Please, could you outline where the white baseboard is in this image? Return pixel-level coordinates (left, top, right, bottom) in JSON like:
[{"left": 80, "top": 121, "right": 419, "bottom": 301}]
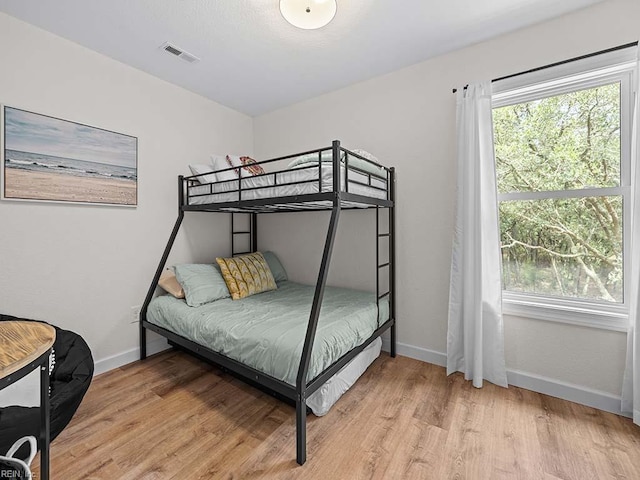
[
  {"left": 381, "top": 339, "right": 629, "bottom": 418},
  {"left": 382, "top": 338, "right": 446, "bottom": 367},
  {"left": 506, "top": 369, "right": 628, "bottom": 417},
  {"left": 93, "top": 338, "right": 171, "bottom": 376}
]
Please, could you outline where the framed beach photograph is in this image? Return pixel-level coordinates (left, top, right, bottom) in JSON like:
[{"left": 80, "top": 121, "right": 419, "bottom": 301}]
[{"left": 1, "top": 106, "right": 137, "bottom": 206}]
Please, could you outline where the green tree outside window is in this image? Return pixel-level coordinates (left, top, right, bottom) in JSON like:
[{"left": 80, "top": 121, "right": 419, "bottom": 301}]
[{"left": 493, "top": 83, "right": 623, "bottom": 302}]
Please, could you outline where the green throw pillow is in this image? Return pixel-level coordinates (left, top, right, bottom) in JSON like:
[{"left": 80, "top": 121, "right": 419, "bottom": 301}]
[
  {"left": 174, "top": 264, "right": 230, "bottom": 307},
  {"left": 263, "top": 251, "right": 288, "bottom": 283}
]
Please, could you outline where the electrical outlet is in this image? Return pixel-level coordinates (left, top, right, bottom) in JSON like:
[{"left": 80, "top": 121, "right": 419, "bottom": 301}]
[{"left": 130, "top": 305, "right": 141, "bottom": 324}]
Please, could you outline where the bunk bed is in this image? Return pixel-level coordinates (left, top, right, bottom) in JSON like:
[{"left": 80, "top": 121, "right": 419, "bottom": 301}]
[{"left": 139, "top": 140, "right": 396, "bottom": 465}]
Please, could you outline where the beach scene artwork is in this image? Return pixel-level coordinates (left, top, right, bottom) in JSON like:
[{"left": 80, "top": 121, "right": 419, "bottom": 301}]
[{"left": 3, "top": 106, "right": 137, "bottom": 205}]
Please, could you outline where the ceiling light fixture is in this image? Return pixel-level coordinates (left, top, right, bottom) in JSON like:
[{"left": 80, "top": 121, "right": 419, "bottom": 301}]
[{"left": 280, "top": 0, "right": 337, "bottom": 30}]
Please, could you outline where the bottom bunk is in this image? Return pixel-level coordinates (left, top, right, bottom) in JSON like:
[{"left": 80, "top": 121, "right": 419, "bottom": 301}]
[{"left": 146, "top": 280, "right": 388, "bottom": 416}]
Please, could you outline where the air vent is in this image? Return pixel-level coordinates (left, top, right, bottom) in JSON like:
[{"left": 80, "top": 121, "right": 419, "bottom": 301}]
[{"left": 160, "top": 42, "right": 200, "bottom": 64}]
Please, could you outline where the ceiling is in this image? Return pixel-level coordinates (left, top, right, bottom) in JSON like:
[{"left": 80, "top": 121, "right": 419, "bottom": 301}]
[{"left": 0, "top": 0, "right": 603, "bottom": 116}]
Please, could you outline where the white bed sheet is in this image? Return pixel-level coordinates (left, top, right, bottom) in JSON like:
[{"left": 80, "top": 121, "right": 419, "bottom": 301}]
[
  {"left": 306, "top": 337, "right": 382, "bottom": 416},
  {"left": 188, "top": 164, "right": 387, "bottom": 206}
]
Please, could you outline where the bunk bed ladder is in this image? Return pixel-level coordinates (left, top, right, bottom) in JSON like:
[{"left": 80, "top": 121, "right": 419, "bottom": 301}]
[
  {"left": 231, "top": 213, "right": 258, "bottom": 255},
  {"left": 389, "top": 167, "right": 396, "bottom": 358},
  {"left": 376, "top": 201, "right": 396, "bottom": 358}
]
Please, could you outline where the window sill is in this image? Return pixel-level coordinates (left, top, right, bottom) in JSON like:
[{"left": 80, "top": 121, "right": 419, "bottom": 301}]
[{"left": 502, "top": 292, "right": 629, "bottom": 332}]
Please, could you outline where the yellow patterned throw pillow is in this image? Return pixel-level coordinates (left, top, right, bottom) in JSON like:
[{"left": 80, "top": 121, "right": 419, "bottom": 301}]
[{"left": 216, "top": 252, "right": 277, "bottom": 300}]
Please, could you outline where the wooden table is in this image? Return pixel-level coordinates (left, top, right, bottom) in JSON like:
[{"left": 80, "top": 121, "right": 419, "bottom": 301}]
[{"left": 0, "top": 321, "right": 56, "bottom": 480}]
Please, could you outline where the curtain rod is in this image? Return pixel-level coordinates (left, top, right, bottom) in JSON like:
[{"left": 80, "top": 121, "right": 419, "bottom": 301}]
[{"left": 452, "top": 41, "right": 638, "bottom": 93}]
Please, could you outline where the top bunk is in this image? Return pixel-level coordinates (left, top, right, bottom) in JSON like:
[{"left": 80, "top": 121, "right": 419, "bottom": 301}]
[{"left": 181, "top": 140, "right": 395, "bottom": 213}]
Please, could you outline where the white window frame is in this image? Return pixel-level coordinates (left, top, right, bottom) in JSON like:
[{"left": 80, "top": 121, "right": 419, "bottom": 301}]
[{"left": 492, "top": 48, "right": 637, "bottom": 332}]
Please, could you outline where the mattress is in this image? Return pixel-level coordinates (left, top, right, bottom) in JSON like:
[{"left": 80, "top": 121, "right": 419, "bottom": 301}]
[
  {"left": 146, "top": 281, "right": 388, "bottom": 387},
  {"left": 187, "top": 164, "right": 388, "bottom": 206}
]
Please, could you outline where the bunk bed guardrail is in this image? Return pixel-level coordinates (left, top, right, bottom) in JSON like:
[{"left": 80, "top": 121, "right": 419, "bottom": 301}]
[{"left": 182, "top": 143, "right": 391, "bottom": 208}]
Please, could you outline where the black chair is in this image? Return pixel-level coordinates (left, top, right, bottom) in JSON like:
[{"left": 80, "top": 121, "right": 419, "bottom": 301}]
[{"left": 0, "top": 314, "right": 93, "bottom": 459}]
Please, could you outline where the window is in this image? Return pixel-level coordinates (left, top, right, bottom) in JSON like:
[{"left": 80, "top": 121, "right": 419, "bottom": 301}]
[{"left": 492, "top": 49, "right": 637, "bottom": 330}]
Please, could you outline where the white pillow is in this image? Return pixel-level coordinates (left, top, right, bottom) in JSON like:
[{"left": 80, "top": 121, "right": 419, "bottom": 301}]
[
  {"left": 210, "top": 154, "right": 238, "bottom": 183},
  {"left": 188, "top": 164, "right": 217, "bottom": 184},
  {"left": 352, "top": 149, "right": 380, "bottom": 164}
]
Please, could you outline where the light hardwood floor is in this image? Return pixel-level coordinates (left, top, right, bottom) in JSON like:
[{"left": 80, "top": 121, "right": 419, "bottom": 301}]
[{"left": 34, "top": 350, "right": 640, "bottom": 479}]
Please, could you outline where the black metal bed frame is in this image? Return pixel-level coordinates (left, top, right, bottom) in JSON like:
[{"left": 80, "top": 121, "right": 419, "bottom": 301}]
[{"left": 139, "top": 140, "right": 396, "bottom": 465}]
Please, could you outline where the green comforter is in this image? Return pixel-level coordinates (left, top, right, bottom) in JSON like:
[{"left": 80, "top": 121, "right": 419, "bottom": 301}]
[{"left": 147, "top": 281, "right": 388, "bottom": 386}]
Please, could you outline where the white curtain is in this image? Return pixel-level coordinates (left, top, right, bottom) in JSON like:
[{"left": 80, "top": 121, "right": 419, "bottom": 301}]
[
  {"left": 447, "top": 82, "right": 508, "bottom": 388},
  {"left": 622, "top": 58, "right": 640, "bottom": 425}
]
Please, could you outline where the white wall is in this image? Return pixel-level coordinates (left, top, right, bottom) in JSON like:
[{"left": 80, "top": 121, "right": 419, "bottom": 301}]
[
  {"left": 0, "top": 13, "right": 253, "bottom": 366},
  {"left": 254, "top": 0, "right": 639, "bottom": 397}
]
